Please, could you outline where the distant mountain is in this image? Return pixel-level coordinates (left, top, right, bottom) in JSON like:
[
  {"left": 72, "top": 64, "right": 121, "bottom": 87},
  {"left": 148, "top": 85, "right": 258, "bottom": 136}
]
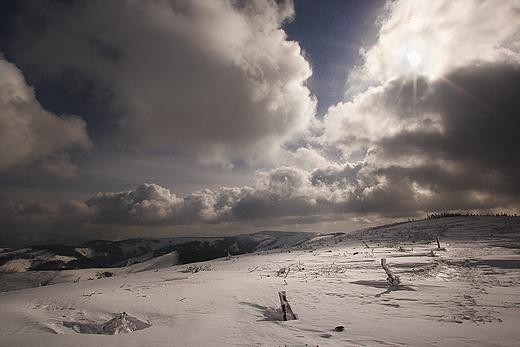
[{"left": 0, "top": 231, "right": 317, "bottom": 275}]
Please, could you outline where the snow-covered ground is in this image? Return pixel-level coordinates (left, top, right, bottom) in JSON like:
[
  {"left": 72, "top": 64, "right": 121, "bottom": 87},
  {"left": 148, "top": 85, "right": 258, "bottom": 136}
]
[{"left": 0, "top": 216, "right": 519, "bottom": 346}]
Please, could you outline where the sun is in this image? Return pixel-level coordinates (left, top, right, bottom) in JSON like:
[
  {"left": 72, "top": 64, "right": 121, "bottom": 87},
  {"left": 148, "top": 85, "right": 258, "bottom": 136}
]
[
  {"left": 401, "top": 44, "right": 426, "bottom": 71},
  {"left": 395, "top": 40, "right": 438, "bottom": 80},
  {"left": 407, "top": 50, "right": 421, "bottom": 67}
]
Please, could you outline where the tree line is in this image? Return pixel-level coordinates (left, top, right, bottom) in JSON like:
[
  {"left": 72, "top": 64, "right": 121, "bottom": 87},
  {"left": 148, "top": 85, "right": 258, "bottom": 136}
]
[{"left": 426, "top": 212, "right": 518, "bottom": 219}]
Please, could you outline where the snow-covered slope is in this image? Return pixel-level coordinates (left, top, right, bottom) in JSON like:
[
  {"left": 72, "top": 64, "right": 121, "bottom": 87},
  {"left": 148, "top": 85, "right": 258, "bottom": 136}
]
[
  {"left": 0, "top": 231, "right": 316, "bottom": 292},
  {"left": 0, "top": 216, "right": 519, "bottom": 346},
  {"left": 0, "top": 231, "right": 315, "bottom": 275}
]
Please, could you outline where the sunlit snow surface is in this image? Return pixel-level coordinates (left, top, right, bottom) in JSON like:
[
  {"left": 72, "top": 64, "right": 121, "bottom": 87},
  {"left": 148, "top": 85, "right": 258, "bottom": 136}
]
[{"left": 1, "top": 216, "right": 519, "bottom": 346}]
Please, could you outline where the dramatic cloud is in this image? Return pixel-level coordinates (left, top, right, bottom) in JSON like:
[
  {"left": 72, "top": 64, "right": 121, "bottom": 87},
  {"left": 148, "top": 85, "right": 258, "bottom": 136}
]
[
  {"left": 1, "top": 0, "right": 519, "bottom": 241},
  {"left": 10, "top": 0, "right": 315, "bottom": 164},
  {"left": 0, "top": 56, "right": 92, "bottom": 177},
  {"left": 316, "top": 0, "right": 520, "bottom": 216}
]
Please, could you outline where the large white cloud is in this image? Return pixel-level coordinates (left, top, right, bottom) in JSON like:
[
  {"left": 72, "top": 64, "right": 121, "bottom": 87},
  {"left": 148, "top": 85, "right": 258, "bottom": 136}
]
[
  {"left": 11, "top": 0, "right": 315, "bottom": 164},
  {"left": 311, "top": 0, "right": 520, "bottom": 220},
  {"left": 0, "top": 56, "right": 92, "bottom": 177},
  {"left": 83, "top": 183, "right": 251, "bottom": 226},
  {"left": 364, "top": 0, "right": 520, "bottom": 81}
]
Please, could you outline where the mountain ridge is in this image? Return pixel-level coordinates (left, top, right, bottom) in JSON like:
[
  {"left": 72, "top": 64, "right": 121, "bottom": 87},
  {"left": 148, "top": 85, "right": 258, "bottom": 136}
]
[{"left": 0, "top": 230, "right": 318, "bottom": 275}]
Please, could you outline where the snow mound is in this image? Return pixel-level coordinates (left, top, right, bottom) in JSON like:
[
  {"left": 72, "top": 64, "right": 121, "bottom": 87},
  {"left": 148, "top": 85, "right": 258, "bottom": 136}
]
[{"left": 62, "top": 312, "right": 151, "bottom": 335}]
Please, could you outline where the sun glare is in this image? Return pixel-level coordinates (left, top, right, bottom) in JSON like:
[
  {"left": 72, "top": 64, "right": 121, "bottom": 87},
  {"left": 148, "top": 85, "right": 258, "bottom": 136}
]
[
  {"left": 407, "top": 50, "right": 421, "bottom": 67},
  {"left": 396, "top": 41, "right": 439, "bottom": 80}
]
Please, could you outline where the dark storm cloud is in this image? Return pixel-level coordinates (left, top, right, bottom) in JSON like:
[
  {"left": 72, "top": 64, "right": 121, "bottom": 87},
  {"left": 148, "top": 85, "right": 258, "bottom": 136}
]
[
  {"left": 432, "top": 65, "right": 520, "bottom": 176},
  {"left": 7, "top": 0, "right": 315, "bottom": 165},
  {"left": 317, "top": 63, "right": 520, "bottom": 217},
  {"left": 371, "top": 64, "right": 520, "bottom": 194}
]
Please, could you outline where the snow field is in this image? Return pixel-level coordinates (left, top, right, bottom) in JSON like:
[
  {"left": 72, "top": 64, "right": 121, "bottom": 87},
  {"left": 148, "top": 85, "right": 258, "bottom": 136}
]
[{"left": 0, "top": 217, "right": 519, "bottom": 346}]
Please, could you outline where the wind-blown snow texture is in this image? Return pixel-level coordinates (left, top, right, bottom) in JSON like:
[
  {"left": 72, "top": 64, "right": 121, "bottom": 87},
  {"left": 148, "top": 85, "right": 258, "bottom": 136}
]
[{"left": 0, "top": 216, "right": 519, "bottom": 346}]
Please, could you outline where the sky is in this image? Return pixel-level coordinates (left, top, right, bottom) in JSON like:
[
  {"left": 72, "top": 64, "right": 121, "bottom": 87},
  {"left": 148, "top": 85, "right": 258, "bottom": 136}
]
[{"left": 1, "top": 0, "right": 520, "bottom": 245}]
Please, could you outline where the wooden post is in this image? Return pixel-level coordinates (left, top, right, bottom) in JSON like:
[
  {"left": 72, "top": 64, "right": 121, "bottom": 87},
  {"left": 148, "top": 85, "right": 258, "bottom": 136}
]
[
  {"left": 381, "top": 258, "right": 400, "bottom": 286},
  {"left": 436, "top": 236, "right": 441, "bottom": 249},
  {"left": 278, "top": 291, "right": 297, "bottom": 321}
]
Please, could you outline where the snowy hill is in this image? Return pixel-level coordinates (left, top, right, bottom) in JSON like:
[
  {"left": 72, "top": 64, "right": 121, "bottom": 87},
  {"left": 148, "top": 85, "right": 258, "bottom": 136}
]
[
  {"left": 0, "top": 216, "right": 519, "bottom": 346},
  {"left": 0, "top": 231, "right": 316, "bottom": 292}
]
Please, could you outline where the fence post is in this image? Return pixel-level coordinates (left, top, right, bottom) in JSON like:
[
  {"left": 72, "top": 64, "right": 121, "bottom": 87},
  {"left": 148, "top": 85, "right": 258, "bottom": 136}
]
[
  {"left": 381, "top": 258, "right": 400, "bottom": 286},
  {"left": 278, "top": 291, "right": 298, "bottom": 321}
]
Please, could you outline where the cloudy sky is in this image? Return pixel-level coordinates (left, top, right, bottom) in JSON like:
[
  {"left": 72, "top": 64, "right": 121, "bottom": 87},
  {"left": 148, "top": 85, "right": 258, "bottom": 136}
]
[{"left": 1, "top": 0, "right": 519, "bottom": 245}]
